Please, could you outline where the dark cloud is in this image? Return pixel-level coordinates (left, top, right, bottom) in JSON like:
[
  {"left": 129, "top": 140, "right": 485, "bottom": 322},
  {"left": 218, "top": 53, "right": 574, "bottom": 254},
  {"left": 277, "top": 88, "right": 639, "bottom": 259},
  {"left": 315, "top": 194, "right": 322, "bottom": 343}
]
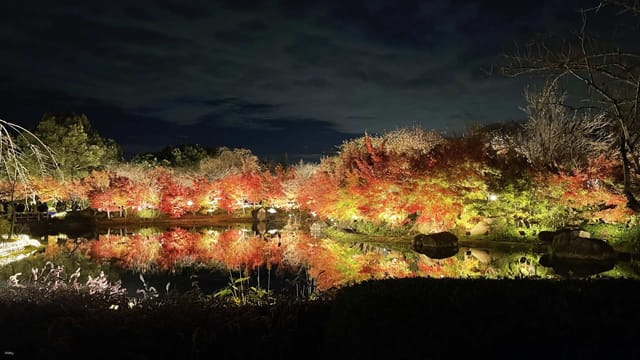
[
  {"left": 0, "top": 0, "right": 608, "bottom": 162},
  {"left": 323, "top": 1, "right": 441, "bottom": 49},
  {"left": 238, "top": 19, "right": 269, "bottom": 32},
  {"left": 292, "top": 77, "right": 333, "bottom": 89},
  {"left": 30, "top": 16, "right": 181, "bottom": 50},
  {"left": 151, "top": 0, "right": 213, "bottom": 20},
  {"left": 0, "top": 84, "right": 352, "bottom": 162},
  {"left": 214, "top": 30, "right": 257, "bottom": 45}
]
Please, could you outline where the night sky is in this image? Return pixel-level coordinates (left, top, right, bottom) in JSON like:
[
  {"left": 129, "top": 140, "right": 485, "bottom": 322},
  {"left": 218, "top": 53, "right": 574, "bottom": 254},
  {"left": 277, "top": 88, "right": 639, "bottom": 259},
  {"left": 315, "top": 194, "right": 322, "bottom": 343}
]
[{"left": 0, "top": 0, "right": 595, "bottom": 162}]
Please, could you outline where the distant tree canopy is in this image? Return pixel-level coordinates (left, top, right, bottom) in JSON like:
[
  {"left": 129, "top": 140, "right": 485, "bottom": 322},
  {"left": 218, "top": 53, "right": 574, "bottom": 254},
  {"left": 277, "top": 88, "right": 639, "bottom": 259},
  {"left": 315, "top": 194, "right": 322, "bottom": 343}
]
[
  {"left": 32, "top": 113, "right": 120, "bottom": 179},
  {"left": 131, "top": 145, "right": 261, "bottom": 178},
  {"left": 132, "top": 144, "right": 213, "bottom": 169},
  {"left": 199, "top": 147, "right": 260, "bottom": 180}
]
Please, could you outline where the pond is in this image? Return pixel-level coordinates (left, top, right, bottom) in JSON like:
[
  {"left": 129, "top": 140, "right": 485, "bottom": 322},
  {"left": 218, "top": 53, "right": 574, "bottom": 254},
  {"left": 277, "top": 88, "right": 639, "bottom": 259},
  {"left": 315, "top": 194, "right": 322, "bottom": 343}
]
[{"left": 1, "top": 221, "right": 638, "bottom": 299}]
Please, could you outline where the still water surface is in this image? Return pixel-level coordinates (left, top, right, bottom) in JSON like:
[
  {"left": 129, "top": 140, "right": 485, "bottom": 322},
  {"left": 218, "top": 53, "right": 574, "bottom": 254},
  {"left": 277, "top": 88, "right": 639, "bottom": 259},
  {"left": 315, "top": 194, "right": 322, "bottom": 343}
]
[{"left": 1, "top": 223, "right": 638, "bottom": 297}]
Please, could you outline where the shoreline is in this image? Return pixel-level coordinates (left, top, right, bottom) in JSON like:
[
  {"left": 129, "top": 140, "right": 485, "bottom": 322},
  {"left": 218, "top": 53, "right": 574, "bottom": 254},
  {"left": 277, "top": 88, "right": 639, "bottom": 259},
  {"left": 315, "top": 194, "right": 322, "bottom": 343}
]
[{"left": 94, "top": 213, "right": 255, "bottom": 228}]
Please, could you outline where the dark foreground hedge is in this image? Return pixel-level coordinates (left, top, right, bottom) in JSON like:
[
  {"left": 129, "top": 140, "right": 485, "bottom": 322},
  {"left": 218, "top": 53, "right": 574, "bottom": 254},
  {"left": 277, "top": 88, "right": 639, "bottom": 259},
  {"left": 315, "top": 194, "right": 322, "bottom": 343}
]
[{"left": 1, "top": 278, "right": 639, "bottom": 359}]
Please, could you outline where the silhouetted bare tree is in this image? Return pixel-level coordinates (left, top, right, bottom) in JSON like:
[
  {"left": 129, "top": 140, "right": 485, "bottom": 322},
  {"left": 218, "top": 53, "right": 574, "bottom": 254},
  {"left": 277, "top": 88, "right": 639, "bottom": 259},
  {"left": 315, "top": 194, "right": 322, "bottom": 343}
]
[
  {"left": 517, "top": 81, "right": 612, "bottom": 171},
  {"left": 0, "top": 119, "right": 57, "bottom": 238},
  {"left": 501, "top": 0, "right": 640, "bottom": 210}
]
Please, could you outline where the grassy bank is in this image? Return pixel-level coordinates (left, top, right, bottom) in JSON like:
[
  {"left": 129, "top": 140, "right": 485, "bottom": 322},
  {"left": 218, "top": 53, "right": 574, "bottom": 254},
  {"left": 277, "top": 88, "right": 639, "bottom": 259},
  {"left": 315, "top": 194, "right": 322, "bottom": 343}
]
[{"left": 1, "top": 278, "right": 639, "bottom": 359}]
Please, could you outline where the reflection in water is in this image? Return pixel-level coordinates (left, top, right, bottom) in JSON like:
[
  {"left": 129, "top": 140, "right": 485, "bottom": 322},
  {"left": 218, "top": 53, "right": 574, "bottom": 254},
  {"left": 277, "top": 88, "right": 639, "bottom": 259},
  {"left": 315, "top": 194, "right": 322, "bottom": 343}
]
[
  {"left": 416, "top": 245, "right": 458, "bottom": 260},
  {"left": 83, "top": 226, "right": 424, "bottom": 291},
  {"left": 538, "top": 255, "right": 616, "bottom": 277},
  {"left": 18, "top": 226, "right": 640, "bottom": 293}
]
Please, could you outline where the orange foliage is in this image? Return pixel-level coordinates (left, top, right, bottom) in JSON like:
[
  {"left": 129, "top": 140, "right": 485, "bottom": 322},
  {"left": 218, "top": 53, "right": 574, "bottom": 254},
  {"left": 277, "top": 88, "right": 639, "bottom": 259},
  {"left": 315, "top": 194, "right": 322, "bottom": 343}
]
[
  {"left": 30, "top": 177, "right": 68, "bottom": 203},
  {"left": 157, "top": 227, "right": 202, "bottom": 270},
  {"left": 296, "top": 170, "right": 341, "bottom": 218},
  {"left": 292, "top": 239, "right": 344, "bottom": 291},
  {"left": 262, "top": 166, "right": 294, "bottom": 206},
  {"left": 83, "top": 170, "right": 112, "bottom": 192},
  {"left": 214, "top": 172, "right": 265, "bottom": 212},
  {"left": 157, "top": 173, "right": 199, "bottom": 217},
  {"left": 416, "top": 257, "right": 457, "bottom": 278},
  {"left": 543, "top": 171, "right": 632, "bottom": 223}
]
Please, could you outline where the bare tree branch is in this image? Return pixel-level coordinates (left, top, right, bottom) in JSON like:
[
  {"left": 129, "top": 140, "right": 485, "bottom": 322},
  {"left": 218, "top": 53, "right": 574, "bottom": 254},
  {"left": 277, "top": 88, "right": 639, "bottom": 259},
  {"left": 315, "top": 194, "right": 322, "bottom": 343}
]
[{"left": 500, "top": 0, "right": 640, "bottom": 209}]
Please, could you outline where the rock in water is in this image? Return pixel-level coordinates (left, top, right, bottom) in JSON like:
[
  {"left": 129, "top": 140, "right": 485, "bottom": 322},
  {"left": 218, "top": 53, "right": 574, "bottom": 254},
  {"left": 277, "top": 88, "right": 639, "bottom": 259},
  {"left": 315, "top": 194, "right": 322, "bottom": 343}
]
[
  {"left": 413, "top": 232, "right": 459, "bottom": 259},
  {"left": 547, "top": 230, "right": 615, "bottom": 262}
]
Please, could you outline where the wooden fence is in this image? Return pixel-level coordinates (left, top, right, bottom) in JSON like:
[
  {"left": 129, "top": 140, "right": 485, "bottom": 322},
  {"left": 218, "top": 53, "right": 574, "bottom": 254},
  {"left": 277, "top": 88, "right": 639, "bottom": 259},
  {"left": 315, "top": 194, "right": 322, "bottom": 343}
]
[{"left": 12, "top": 212, "right": 51, "bottom": 223}]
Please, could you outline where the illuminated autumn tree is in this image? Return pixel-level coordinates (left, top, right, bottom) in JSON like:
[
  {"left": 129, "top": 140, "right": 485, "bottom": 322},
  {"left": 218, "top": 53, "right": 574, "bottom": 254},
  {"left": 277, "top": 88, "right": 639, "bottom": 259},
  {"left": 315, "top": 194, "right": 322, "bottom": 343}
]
[
  {"left": 86, "top": 171, "right": 140, "bottom": 218},
  {"left": 88, "top": 191, "right": 120, "bottom": 218},
  {"left": 30, "top": 177, "right": 67, "bottom": 204},
  {"left": 282, "top": 161, "right": 318, "bottom": 205},
  {"left": 296, "top": 166, "right": 341, "bottom": 218},
  {"left": 262, "top": 165, "right": 294, "bottom": 208},
  {"left": 214, "top": 171, "right": 265, "bottom": 213},
  {"left": 108, "top": 176, "right": 136, "bottom": 217},
  {"left": 157, "top": 170, "right": 200, "bottom": 217},
  {"left": 109, "top": 163, "right": 161, "bottom": 208}
]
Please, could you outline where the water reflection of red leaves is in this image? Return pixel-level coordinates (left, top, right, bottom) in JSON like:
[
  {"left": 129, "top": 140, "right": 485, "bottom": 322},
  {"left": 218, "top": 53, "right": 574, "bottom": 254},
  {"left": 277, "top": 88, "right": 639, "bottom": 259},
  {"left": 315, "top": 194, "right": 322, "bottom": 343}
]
[
  {"left": 262, "top": 238, "right": 285, "bottom": 271},
  {"left": 88, "top": 228, "right": 291, "bottom": 273},
  {"left": 89, "top": 235, "right": 127, "bottom": 263},
  {"left": 211, "top": 230, "right": 265, "bottom": 270},
  {"left": 89, "top": 234, "right": 161, "bottom": 272},
  {"left": 87, "top": 228, "right": 460, "bottom": 291},
  {"left": 158, "top": 227, "right": 201, "bottom": 270},
  {"left": 357, "top": 252, "right": 412, "bottom": 281},
  {"left": 416, "top": 256, "right": 456, "bottom": 278},
  {"left": 292, "top": 239, "right": 346, "bottom": 291},
  {"left": 124, "top": 235, "right": 161, "bottom": 271}
]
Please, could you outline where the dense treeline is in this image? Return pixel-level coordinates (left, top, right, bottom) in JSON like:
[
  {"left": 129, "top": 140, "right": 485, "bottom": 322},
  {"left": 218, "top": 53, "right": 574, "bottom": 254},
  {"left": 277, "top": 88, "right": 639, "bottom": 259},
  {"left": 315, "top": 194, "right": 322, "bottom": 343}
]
[{"left": 1, "top": 83, "right": 637, "bottom": 241}]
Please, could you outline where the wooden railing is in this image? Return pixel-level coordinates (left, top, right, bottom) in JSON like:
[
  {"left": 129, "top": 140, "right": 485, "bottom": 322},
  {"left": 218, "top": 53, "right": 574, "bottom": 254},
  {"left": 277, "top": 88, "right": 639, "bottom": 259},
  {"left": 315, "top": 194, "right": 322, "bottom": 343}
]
[{"left": 11, "top": 212, "right": 51, "bottom": 223}]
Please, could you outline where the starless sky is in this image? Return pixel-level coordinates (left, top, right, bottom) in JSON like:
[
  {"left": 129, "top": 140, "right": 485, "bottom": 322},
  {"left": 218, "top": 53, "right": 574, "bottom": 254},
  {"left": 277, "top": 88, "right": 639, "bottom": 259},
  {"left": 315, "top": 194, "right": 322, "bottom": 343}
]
[{"left": 0, "top": 0, "right": 597, "bottom": 162}]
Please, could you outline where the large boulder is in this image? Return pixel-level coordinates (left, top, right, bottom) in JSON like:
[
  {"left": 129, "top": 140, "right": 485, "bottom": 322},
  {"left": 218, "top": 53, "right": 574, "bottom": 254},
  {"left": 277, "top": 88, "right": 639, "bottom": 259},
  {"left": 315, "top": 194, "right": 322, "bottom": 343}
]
[
  {"left": 541, "top": 228, "right": 615, "bottom": 262},
  {"left": 539, "top": 228, "right": 590, "bottom": 243},
  {"left": 413, "top": 232, "right": 459, "bottom": 259}
]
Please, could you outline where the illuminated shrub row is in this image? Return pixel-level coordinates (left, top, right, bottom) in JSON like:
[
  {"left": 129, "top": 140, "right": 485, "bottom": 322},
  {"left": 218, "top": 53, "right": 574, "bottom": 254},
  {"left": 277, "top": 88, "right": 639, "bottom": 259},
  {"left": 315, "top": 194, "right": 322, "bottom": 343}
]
[
  {"left": 1, "top": 127, "right": 634, "bottom": 233},
  {"left": 8, "top": 166, "right": 292, "bottom": 218},
  {"left": 296, "top": 130, "right": 633, "bottom": 235}
]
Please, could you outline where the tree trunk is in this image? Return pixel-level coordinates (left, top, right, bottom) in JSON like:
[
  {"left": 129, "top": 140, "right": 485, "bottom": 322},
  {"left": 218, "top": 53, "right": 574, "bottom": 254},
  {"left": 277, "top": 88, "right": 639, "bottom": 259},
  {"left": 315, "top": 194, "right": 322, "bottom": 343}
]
[
  {"left": 620, "top": 136, "right": 640, "bottom": 211},
  {"left": 7, "top": 181, "right": 16, "bottom": 241}
]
